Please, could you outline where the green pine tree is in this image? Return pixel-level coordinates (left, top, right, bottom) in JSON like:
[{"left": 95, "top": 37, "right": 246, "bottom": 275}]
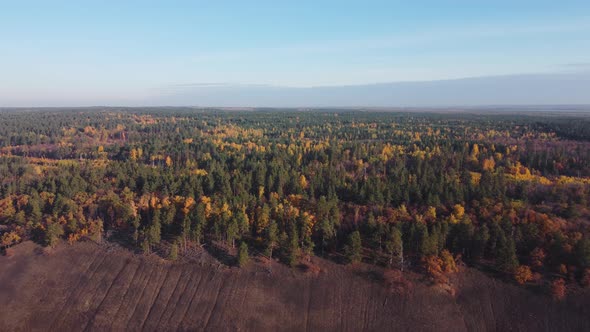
[
  {"left": 345, "top": 230, "right": 362, "bottom": 264},
  {"left": 238, "top": 241, "right": 249, "bottom": 267}
]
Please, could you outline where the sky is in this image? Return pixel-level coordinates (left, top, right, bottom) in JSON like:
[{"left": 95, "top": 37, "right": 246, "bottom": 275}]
[{"left": 1, "top": 1, "right": 590, "bottom": 107}]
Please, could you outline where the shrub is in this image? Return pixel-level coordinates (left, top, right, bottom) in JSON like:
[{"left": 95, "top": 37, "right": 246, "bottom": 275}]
[
  {"left": 551, "top": 278, "right": 566, "bottom": 301},
  {"left": 514, "top": 265, "right": 533, "bottom": 285},
  {"left": 424, "top": 255, "right": 447, "bottom": 284},
  {"left": 383, "top": 269, "right": 414, "bottom": 295},
  {"left": 440, "top": 250, "right": 458, "bottom": 273}
]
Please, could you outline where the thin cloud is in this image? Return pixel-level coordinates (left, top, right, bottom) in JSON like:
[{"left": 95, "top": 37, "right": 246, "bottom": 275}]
[
  {"left": 562, "top": 62, "right": 590, "bottom": 68},
  {"left": 170, "top": 83, "right": 234, "bottom": 88},
  {"left": 163, "top": 82, "right": 275, "bottom": 90},
  {"left": 147, "top": 71, "right": 590, "bottom": 108},
  {"left": 185, "top": 18, "right": 590, "bottom": 64}
]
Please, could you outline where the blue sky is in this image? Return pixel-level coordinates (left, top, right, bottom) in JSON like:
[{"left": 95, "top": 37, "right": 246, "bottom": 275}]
[{"left": 1, "top": 1, "right": 589, "bottom": 106}]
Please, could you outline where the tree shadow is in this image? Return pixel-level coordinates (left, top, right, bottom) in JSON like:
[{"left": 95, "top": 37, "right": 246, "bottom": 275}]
[
  {"left": 104, "top": 230, "right": 144, "bottom": 254},
  {"left": 353, "top": 268, "right": 384, "bottom": 283},
  {"left": 203, "top": 241, "right": 236, "bottom": 267}
]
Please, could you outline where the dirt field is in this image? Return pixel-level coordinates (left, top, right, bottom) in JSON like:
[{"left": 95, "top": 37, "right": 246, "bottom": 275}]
[{"left": 1, "top": 241, "right": 588, "bottom": 332}]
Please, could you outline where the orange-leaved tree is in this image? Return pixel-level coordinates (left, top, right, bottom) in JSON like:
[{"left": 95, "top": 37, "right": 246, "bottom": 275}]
[
  {"left": 551, "top": 278, "right": 566, "bottom": 301},
  {"left": 514, "top": 265, "right": 533, "bottom": 285}
]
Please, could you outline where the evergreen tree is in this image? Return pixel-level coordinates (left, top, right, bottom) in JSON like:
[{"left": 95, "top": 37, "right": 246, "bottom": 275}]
[
  {"left": 237, "top": 241, "right": 249, "bottom": 267},
  {"left": 266, "top": 219, "right": 279, "bottom": 259},
  {"left": 288, "top": 228, "right": 300, "bottom": 267},
  {"left": 345, "top": 230, "right": 362, "bottom": 264},
  {"left": 385, "top": 226, "right": 403, "bottom": 269},
  {"left": 169, "top": 242, "right": 179, "bottom": 260},
  {"left": 575, "top": 238, "right": 590, "bottom": 269},
  {"left": 45, "top": 222, "right": 64, "bottom": 248},
  {"left": 497, "top": 235, "right": 519, "bottom": 273}
]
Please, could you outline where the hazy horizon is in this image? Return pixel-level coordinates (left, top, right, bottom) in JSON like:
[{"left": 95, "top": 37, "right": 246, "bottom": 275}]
[{"left": 3, "top": 72, "right": 590, "bottom": 108}]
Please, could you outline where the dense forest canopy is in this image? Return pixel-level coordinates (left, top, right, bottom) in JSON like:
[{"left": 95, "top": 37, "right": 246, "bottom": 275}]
[{"left": 1, "top": 108, "right": 589, "bottom": 294}]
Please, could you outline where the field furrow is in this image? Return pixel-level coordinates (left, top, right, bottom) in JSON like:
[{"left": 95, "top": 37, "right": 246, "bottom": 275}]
[
  {"left": 2, "top": 242, "right": 590, "bottom": 332},
  {"left": 141, "top": 265, "right": 184, "bottom": 331},
  {"left": 84, "top": 258, "right": 141, "bottom": 330},
  {"left": 156, "top": 266, "right": 195, "bottom": 330}
]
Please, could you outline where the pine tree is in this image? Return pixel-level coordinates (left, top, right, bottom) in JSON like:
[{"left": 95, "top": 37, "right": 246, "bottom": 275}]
[
  {"left": 288, "top": 228, "right": 300, "bottom": 267},
  {"left": 169, "top": 242, "right": 179, "bottom": 260},
  {"left": 142, "top": 238, "right": 151, "bottom": 255},
  {"left": 497, "top": 235, "right": 518, "bottom": 273},
  {"left": 45, "top": 222, "right": 64, "bottom": 248},
  {"left": 345, "top": 230, "right": 362, "bottom": 264},
  {"left": 473, "top": 223, "right": 490, "bottom": 260},
  {"left": 266, "top": 219, "right": 278, "bottom": 259},
  {"left": 385, "top": 226, "right": 403, "bottom": 269},
  {"left": 226, "top": 218, "right": 239, "bottom": 248},
  {"left": 575, "top": 238, "right": 590, "bottom": 269},
  {"left": 237, "top": 241, "right": 249, "bottom": 267}
]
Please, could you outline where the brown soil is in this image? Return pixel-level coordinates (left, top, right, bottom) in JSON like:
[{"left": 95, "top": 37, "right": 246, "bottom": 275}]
[{"left": 1, "top": 241, "right": 588, "bottom": 332}]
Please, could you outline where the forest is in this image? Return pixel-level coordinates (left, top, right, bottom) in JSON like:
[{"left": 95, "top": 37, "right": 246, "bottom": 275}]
[{"left": 1, "top": 108, "right": 589, "bottom": 298}]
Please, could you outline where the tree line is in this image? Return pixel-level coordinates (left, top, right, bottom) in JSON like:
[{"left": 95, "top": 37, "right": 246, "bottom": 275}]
[{"left": 0, "top": 109, "right": 589, "bottom": 294}]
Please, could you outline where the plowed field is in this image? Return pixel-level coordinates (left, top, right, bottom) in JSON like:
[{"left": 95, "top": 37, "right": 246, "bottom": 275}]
[{"left": 1, "top": 241, "right": 588, "bottom": 331}]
